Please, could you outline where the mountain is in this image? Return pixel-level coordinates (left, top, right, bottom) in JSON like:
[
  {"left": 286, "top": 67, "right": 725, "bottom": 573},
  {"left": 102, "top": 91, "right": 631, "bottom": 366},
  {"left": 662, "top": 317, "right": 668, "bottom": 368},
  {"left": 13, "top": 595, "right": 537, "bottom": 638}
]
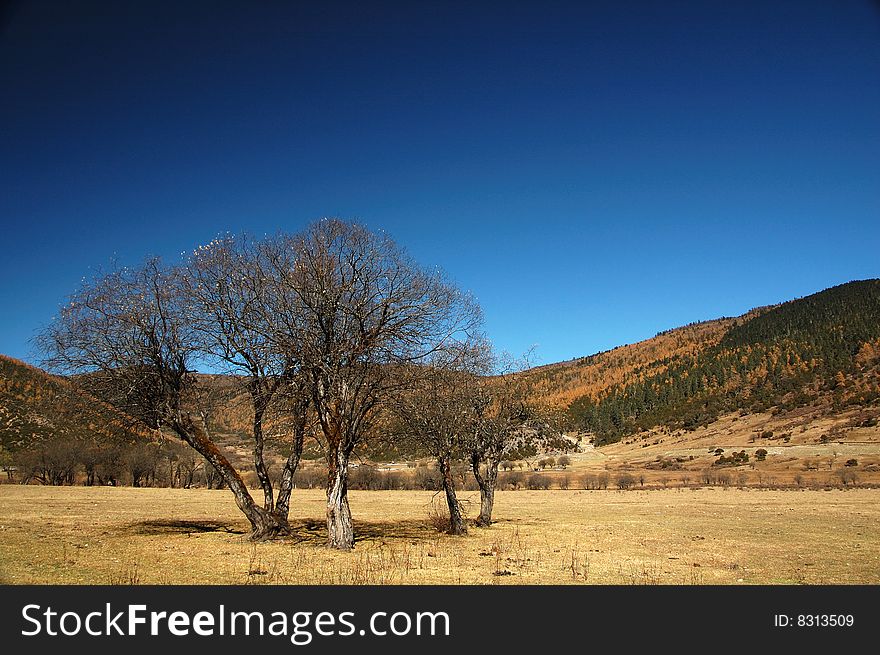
[
  {"left": 534, "top": 280, "right": 880, "bottom": 444},
  {"left": 0, "top": 354, "right": 149, "bottom": 453}
]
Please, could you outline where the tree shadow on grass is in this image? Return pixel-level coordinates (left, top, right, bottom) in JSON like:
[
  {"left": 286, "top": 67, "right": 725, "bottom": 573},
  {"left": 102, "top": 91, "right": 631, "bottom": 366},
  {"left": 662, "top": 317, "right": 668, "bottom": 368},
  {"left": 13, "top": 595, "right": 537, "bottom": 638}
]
[
  {"left": 285, "top": 518, "right": 437, "bottom": 546},
  {"left": 122, "top": 519, "right": 247, "bottom": 536},
  {"left": 354, "top": 519, "right": 438, "bottom": 543},
  {"left": 284, "top": 518, "right": 326, "bottom": 545},
  {"left": 121, "top": 517, "right": 440, "bottom": 544}
]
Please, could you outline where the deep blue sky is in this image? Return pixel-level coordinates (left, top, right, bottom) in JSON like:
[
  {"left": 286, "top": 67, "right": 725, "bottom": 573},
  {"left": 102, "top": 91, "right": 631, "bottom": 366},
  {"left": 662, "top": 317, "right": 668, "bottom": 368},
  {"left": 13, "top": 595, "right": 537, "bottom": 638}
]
[{"left": 2, "top": 0, "right": 879, "bottom": 367}]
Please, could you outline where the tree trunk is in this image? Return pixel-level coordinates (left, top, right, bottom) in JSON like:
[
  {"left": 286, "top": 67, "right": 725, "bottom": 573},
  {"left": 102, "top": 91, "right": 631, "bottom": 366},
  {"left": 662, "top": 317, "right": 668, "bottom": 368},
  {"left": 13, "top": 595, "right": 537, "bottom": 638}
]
[
  {"left": 252, "top": 400, "right": 275, "bottom": 513},
  {"left": 248, "top": 505, "right": 289, "bottom": 541},
  {"left": 275, "top": 420, "right": 305, "bottom": 522},
  {"left": 326, "top": 448, "right": 354, "bottom": 550},
  {"left": 438, "top": 456, "right": 467, "bottom": 535},
  {"left": 173, "top": 413, "right": 287, "bottom": 541},
  {"left": 477, "top": 481, "right": 495, "bottom": 527},
  {"left": 472, "top": 453, "right": 499, "bottom": 527}
]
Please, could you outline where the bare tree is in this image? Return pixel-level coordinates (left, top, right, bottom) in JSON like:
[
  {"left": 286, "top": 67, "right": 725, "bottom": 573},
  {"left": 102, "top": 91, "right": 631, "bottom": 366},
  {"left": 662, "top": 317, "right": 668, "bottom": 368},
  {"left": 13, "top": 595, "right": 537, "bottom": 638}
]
[
  {"left": 469, "top": 349, "right": 547, "bottom": 527},
  {"left": 615, "top": 473, "right": 635, "bottom": 490},
  {"left": 162, "top": 440, "right": 199, "bottom": 488},
  {"left": 38, "top": 258, "right": 284, "bottom": 539},
  {"left": 269, "top": 220, "right": 479, "bottom": 549},
  {"left": 391, "top": 342, "right": 485, "bottom": 535},
  {"left": 124, "top": 443, "right": 160, "bottom": 487},
  {"left": 182, "top": 235, "right": 312, "bottom": 535},
  {"left": 18, "top": 439, "right": 79, "bottom": 485},
  {"left": 79, "top": 445, "right": 103, "bottom": 486}
]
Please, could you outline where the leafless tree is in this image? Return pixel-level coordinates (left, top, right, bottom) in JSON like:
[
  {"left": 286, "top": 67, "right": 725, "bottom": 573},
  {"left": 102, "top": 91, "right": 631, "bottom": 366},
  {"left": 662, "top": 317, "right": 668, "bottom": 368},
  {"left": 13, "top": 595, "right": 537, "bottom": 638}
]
[
  {"left": 38, "top": 258, "right": 284, "bottom": 539},
  {"left": 124, "top": 443, "right": 161, "bottom": 487},
  {"left": 18, "top": 439, "right": 79, "bottom": 485},
  {"left": 615, "top": 473, "right": 635, "bottom": 490},
  {"left": 78, "top": 446, "right": 102, "bottom": 486},
  {"left": 468, "top": 348, "right": 548, "bottom": 527},
  {"left": 391, "top": 341, "right": 485, "bottom": 535},
  {"left": 182, "top": 234, "right": 312, "bottom": 535},
  {"left": 267, "top": 219, "right": 479, "bottom": 549},
  {"left": 162, "top": 440, "right": 200, "bottom": 488},
  {"left": 40, "top": 221, "right": 479, "bottom": 547}
]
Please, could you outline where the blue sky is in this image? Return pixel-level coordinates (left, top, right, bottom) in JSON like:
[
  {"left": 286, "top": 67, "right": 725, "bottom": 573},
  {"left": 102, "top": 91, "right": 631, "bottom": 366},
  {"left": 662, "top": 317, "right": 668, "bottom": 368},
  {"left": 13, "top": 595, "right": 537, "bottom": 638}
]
[{"left": 2, "top": 0, "right": 879, "bottom": 367}]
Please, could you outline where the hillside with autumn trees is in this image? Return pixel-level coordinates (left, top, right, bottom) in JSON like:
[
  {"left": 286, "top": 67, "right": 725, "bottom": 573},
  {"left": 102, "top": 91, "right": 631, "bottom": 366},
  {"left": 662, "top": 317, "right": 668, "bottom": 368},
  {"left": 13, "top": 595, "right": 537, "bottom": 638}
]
[
  {"left": 0, "top": 355, "right": 150, "bottom": 452},
  {"left": 546, "top": 280, "right": 880, "bottom": 444}
]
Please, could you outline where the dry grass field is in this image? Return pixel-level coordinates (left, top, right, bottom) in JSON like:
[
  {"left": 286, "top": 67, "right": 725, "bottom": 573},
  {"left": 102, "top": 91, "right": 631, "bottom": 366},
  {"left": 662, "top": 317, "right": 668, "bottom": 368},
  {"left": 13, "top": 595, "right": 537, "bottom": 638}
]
[{"left": 1, "top": 484, "right": 878, "bottom": 585}]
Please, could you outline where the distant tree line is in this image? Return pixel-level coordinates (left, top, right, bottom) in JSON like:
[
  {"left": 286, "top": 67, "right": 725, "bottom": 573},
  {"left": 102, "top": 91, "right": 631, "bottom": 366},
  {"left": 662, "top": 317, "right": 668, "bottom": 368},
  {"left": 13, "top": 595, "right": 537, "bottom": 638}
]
[{"left": 8, "top": 438, "right": 225, "bottom": 489}]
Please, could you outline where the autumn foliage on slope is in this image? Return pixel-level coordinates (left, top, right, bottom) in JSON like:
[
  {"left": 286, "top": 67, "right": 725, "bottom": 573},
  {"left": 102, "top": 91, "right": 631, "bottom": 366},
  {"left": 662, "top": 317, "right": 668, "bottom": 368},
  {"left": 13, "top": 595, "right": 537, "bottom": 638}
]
[
  {"left": 563, "top": 280, "right": 880, "bottom": 443},
  {"left": 0, "top": 354, "right": 150, "bottom": 452}
]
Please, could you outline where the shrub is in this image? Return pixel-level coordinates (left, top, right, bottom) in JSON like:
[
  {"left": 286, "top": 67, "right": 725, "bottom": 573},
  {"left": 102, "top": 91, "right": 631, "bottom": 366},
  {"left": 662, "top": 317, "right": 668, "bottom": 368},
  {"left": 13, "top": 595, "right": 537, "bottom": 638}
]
[
  {"left": 845, "top": 459, "right": 858, "bottom": 467},
  {"left": 714, "top": 450, "right": 749, "bottom": 467},
  {"left": 426, "top": 498, "right": 451, "bottom": 533},
  {"left": 615, "top": 473, "right": 635, "bottom": 490},
  {"left": 293, "top": 466, "right": 326, "bottom": 490},
  {"left": 527, "top": 473, "right": 550, "bottom": 490},
  {"left": 501, "top": 471, "right": 524, "bottom": 490},
  {"left": 755, "top": 449, "right": 768, "bottom": 461},
  {"left": 413, "top": 467, "right": 440, "bottom": 491}
]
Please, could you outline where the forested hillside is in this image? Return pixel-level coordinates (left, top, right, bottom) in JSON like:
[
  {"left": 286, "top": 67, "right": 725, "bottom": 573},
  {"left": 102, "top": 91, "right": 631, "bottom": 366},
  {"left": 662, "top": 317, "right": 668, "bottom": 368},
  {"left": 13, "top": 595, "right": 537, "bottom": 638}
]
[
  {"left": 566, "top": 280, "right": 880, "bottom": 444},
  {"left": 0, "top": 354, "right": 148, "bottom": 452}
]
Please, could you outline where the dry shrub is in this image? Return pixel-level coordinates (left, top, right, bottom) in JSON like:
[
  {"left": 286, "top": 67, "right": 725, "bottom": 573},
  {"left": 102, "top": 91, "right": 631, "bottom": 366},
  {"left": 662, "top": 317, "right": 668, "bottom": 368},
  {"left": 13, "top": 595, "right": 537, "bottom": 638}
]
[
  {"left": 527, "top": 473, "right": 550, "bottom": 490},
  {"left": 501, "top": 471, "right": 524, "bottom": 490},
  {"left": 426, "top": 497, "right": 451, "bottom": 533}
]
